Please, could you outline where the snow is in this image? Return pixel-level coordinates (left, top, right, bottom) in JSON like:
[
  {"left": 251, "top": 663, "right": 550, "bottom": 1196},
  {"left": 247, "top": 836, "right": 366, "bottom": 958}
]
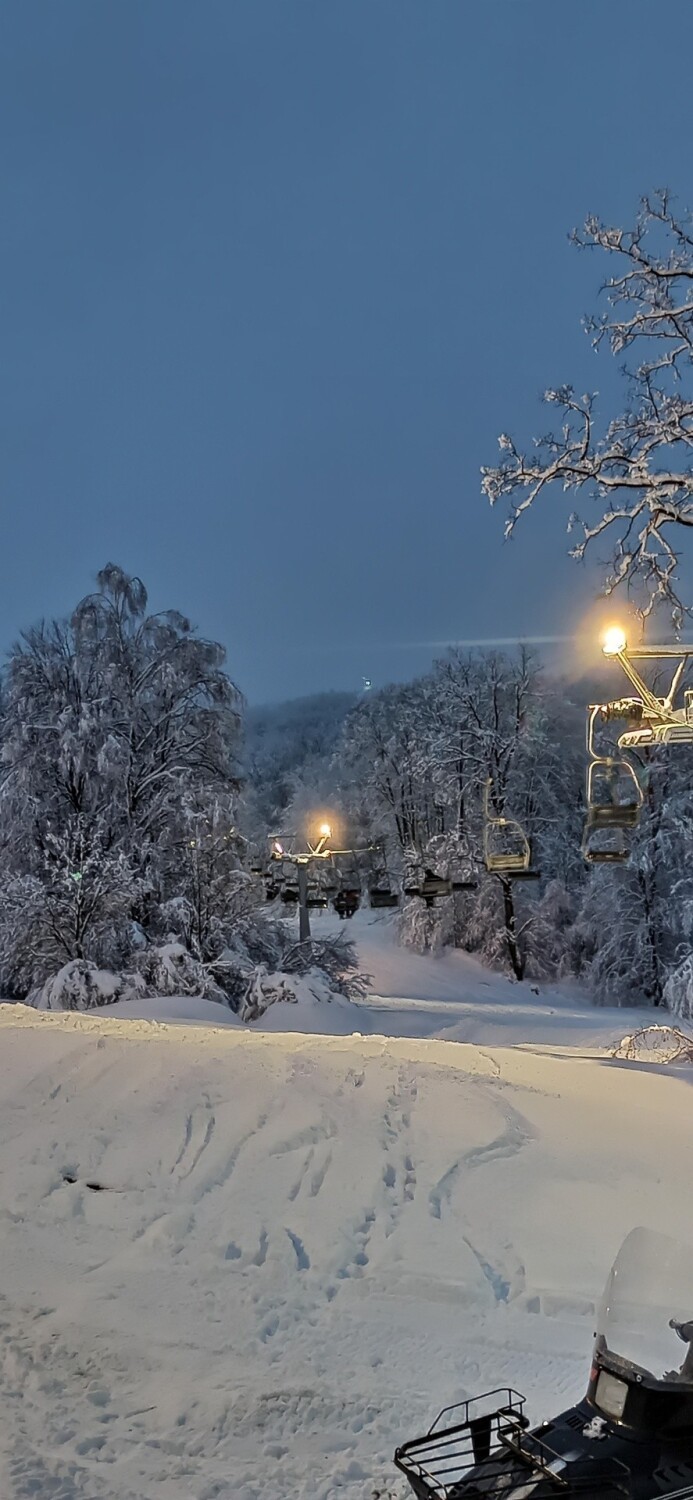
[
  {"left": 99, "top": 908, "right": 638, "bottom": 1047},
  {"left": 0, "top": 914, "right": 689, "bottom": 1499},
  {"left": 340, "top": 911, "right": 635, "bottom": 1047}
]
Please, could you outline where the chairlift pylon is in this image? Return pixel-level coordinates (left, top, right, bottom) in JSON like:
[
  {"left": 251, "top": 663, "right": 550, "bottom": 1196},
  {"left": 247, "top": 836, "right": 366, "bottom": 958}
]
[
  {"left": 600, "top": 636, "right": 693, "bottom": 749},
  {"left": 482, "top": 781, "right": 540, "bottom": 880},
  {"left": 580, "top": 637, "right": 693, "bottom": 864}
]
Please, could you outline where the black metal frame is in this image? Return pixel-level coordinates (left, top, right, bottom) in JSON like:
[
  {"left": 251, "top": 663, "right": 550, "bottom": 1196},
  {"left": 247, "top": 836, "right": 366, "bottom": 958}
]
[{"left": 394, "top": 1389, "right": 627, "bottom": 1500}]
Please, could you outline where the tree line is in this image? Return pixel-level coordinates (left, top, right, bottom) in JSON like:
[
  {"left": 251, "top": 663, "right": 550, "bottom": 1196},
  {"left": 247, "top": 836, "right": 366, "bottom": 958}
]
[{"left": 264, "top": 648, "right": 693, "bottom": 1013}]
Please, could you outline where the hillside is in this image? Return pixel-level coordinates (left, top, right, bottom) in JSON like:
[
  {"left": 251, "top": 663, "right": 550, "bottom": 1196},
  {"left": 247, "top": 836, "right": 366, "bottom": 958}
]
[{"left": 0, "top": 916, "right": 688, "bottom": 1500}]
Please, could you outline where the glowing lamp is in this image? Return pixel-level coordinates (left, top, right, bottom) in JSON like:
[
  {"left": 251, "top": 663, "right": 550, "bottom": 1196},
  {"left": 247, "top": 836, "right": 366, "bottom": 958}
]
[
  {"left": 602, "top": 626, "right": 627, "bottom": 657},
  {"left": 319, "top": 823, "right": 332, "bottom": 840}
]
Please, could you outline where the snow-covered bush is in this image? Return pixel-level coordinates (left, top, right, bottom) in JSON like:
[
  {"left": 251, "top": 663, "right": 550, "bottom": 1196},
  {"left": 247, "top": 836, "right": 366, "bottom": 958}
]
[
  {"left": 27, "top": 948, "right": 230, "bottom": 1013},
  {"left": 26, "top": 926, "right": 365, "bottom": 1018},
  {"left": 209, "top": 927, "right": 367, "bottom": 1014},
  {"left": 131, "top": 943, "right": 229, "bottom": 1004},
  {"left": 238, "top": 965, "right": 336, "bottom": 1022},
  {"left": 30, "top": 958, "right": 145, "bottom": 1012},
  {"left": 28, "top": 941, "right": 362, "bottom": 1019},
  {"left": 281, "top": 931, "right": 369, "bottom": 1000},
  {"left": 612, "top": 1023, "right": 693, "bottom": 1063}
]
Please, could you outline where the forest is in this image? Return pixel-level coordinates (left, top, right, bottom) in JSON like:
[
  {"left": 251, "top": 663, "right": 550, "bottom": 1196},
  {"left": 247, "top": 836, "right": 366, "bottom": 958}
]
[{"left": 248, "top": 649, "right": 693, "bottom": 1012}]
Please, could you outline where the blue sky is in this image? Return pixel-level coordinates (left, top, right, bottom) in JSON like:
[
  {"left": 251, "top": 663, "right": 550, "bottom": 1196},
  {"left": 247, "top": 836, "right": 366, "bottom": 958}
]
[{"left": 2, "top": 1, "right": 693, "bottom": 700}]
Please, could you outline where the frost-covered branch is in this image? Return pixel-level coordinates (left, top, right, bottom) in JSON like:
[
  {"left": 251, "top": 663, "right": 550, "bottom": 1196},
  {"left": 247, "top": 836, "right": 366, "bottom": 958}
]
[{"left": 483, "top": 191, "right": 693, "bottom": 621}]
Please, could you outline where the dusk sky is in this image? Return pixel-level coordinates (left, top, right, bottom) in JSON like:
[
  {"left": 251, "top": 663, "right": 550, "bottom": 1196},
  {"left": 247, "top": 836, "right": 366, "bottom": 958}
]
[{"left": 3, "top": 2, "right": 693, "bottom": 701}]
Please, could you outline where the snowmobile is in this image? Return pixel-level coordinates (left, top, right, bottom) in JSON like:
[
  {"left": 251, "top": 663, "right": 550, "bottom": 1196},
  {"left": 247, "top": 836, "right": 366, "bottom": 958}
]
[{"left": 395, "top": 1228, "right": 693, "bottom": 1500}]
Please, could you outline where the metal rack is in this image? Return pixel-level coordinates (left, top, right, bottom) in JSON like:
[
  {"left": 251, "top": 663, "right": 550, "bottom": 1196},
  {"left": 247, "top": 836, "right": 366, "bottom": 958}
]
[{"left": 395, "top": 1389, "right": 628, "bottom": 1500}]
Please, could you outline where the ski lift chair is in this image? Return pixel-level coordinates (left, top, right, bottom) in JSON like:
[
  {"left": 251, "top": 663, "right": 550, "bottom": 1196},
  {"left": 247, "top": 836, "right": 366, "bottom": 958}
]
[
  {"left": 334, "top": 887, "right": 360, "bottom": 919},
  {"left": 370, "top": 886, "right": 400, "bottom": 909},
  {"left": 582, "top": 707, "right": 644, "bottom": 865},
  {"left": 483, "top": 783, "right": 540, "bottom": 880},
  {"left": 403, "top": 870, "right": 478, "bottom": 907},
  {"left": 306, "top": 882, "right": 329, "bottom": 909},
  {"left": 582, "top": 762, "right": 643, "bottom": 865},
  {"left": 404, "top": 870, "right": 449, "bottom": 906}
]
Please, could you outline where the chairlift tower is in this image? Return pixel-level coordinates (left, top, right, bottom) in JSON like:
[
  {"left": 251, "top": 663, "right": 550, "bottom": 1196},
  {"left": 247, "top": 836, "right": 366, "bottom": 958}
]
[
  {"left": 583, "top": 629, "right": 693, "bottom": 864},
  {"left": 266, "top": 825, "right": 374, "bottom": 945}
]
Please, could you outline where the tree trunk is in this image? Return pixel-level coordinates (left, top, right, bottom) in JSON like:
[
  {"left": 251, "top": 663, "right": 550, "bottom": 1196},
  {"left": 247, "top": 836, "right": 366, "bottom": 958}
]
[{"left": 501, "top": 877, "right": 524, "bottom": 981}]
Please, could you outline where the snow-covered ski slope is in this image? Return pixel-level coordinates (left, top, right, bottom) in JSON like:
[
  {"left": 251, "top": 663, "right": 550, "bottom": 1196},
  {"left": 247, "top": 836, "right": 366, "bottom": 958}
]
[
  {"left": 105, "top": 909, "right": 637, "bottom": 1048},
  {"left": 0, "top": 915, "right": 691, "bottom": 1500}
]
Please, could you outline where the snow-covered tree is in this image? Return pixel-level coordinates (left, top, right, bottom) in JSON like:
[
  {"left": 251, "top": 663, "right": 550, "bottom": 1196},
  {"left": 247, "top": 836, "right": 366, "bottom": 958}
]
[
  {"left": 243, "top": 691, "right": 356, "bottom": 835},
  {"left": 483, "top": 191, "right": 693, "bottom": 624},
  {"left": 480, "top": 190, "right": 693, "bottom": 1006},
  {"left": 0, "top": 564, "right": 243, "bottom": 992},
  {"left": 572, "top": 749, "right": 693, "bottom": 1006},
  {"left": 332, "top": 648, "right": 586, "bottom": 979}
]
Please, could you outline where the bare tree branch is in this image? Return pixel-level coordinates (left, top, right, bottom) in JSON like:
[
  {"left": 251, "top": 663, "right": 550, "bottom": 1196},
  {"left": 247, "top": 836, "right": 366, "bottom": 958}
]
[{"left": 483, "top": 191, "right": 693, "bottom": 622}]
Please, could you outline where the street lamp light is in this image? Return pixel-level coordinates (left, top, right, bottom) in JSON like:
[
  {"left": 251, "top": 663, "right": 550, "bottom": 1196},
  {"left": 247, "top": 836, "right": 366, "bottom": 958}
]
[{"left": 602, "top": 626, "right": 627, "bottom": 657}]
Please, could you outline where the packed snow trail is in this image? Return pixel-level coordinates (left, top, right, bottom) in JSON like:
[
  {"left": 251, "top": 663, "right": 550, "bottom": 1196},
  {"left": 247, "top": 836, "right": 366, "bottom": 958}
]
[
  {"left": 108, "top": 907, "right": 639, "bottom": 1049},
  {"left": 340, "top": 909, "right": 635, "bottom": 1046},
  {"left": 0, "top": 976, "right": 692, "bottom": 1500}
]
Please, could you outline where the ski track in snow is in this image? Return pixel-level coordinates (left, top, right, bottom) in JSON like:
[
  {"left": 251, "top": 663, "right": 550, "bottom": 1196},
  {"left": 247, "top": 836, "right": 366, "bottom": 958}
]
[{"left": 0, "top": 913, "right": 690, "bottom": 1499}]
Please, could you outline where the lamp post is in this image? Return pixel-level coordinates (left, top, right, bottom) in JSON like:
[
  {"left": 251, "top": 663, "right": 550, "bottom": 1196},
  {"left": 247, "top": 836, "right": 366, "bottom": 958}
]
[{"left": 268, "top": 821, "right": 373, "bottom": 947}]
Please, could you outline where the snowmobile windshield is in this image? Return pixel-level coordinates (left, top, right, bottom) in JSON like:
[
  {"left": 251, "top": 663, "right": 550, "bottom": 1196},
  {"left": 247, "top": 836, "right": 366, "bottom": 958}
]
[{"left": 596, "top": 1227, "right": 693, "bottom": 1385}]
